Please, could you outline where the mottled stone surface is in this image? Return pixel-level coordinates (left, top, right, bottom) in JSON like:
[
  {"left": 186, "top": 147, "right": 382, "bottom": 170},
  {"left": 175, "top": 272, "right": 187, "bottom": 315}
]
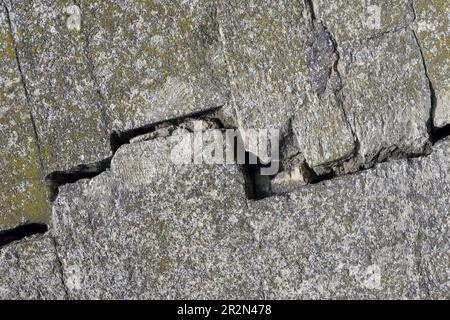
[
  {"left": 413, "top": 0, "right": 449, "bottom": 128},
  {"left": 44, "top": 137, "right": 450, "bottom": 299},
  {"left": 248, "top": 138, "right": 449, "bottom": 299},
  {"left": 313, "top": 0, "right": 414, "bottom": 43},
  {"left": 292, "top": 70, "right": 355, "bottom": 174},
  {"left": 52, "top": 131, "right": 249, "bottom": 299},
  {"left": 0, "top": 5, "right": 49, "bottom": 229},
  {"left": 339, "top": 28, "right": 431, "bottom": 170},
  {"left": 218, "top": 1, "right": 357, "bottom": 170},
  {"left": 79, "top": 0, "right": 228, "bottom": 131},
  {"left": 218, "top": 0, "right": 311, "bottom": 133},
  {"left": 5, "top": 0, "right": 110, "bottom": 171},
  {"left": 0, "top": 234, "right": 66, "bottom": 299},
  {"left": 0, "top": 0, "right": 449, "bottom": 300}
]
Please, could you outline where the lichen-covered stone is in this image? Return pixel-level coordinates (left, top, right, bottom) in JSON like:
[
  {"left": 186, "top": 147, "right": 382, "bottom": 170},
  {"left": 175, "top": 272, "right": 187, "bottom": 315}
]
[
  {"left": 6, "top": 0, "right": 110, "bottom": 172},
  {"left": 413, "top": 0, "right": 449, "bottom": 128},
  {"left": 0, "top": 0, "right": 448, "bottom": 300},
  {"left": 339, "top": 28, "right": 431, "bottom": 170},
  {"left": 313, "top": 0, "right": 414, "bottom": 43},
  {"left": 78, "top": 0, "right": 229, "bottom": 131},
  {"left": 0, "top": 6, "right": 49, "bottom": 229},
  {"left": 0, "top": 234, "right": 66, "bottom": 299}
]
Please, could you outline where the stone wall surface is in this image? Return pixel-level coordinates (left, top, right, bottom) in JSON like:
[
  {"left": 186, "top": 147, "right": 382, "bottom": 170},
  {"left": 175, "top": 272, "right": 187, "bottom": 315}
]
[{"left": 0, "top": 0, "right": 448, "bottom": 299}]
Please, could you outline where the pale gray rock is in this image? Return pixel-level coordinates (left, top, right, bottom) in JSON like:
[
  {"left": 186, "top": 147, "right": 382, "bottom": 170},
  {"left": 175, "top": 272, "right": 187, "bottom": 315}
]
[
  {"left": 0, "top": 234, "right": 66, "bottom": 299},
  {"left": 338, "top": 28, "right": 431, "bottom": 171},
  {"left": 218, "top": 0, "right": 311, "bottom": 134},
  {"left": 312, "top": 0, "right": 414, "bottom": 44},
  {"left": 45, "top": 135, "right": 450, "bottom": 299},
  {"left": 292, "top": 70, "right": 355, "bottom": 175},
  {"left": 0, "top": 0, "right": 448, "bottom": 300},
  {"left": 51, "top": 130, "right": 250, "bottom": 299},
  {"left": 412, "top": 0, "right": 450, "bottom": 128},
  {"left": 218, "top": 1, "right": 356, "bottom": 171},
  {"left": 78, "top": 0, "right": 229, "bottom": 131},
  {"left": 248, "top": 138, "right": 449, "bottom": 299}
]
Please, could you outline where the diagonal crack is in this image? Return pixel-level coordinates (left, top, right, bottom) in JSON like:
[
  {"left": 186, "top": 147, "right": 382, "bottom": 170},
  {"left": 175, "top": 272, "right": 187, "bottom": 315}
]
[
  {"left": 409, "top": 7, "right": 438, "bottom": 143},
  {"left": 45, "top": 106, "right": 226, "bottom": 201},
  {"left": 2, "top": 1, "right": 45, "bottom": 172},
  {"left": 72, "top": 0, "right": 110, "bottom": 135},
  {"left": 51, "top": 235, "right": 70, "bottom": 299}
]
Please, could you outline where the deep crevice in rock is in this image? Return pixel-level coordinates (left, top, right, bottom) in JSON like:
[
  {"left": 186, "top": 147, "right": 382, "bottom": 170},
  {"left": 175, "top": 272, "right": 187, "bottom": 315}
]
[
  {"left": 110, "top": 106, "right": 223, "bottom": 154},
  {"left": 0, "top": 223, "right": 48, "bottom": 248},
  {"left": 45, "top": 104, "right": 278, "bottom": 202},
  {"left": 433, "top": 124, "right": 450, "bottom": 143},
  {"left": 2, "top": 2, "right": 45, "bottom": 172},
  {"left": 45, "top": 99, "right": 449, "bottom": 203},
  {"left": 45, "top": 157, "right": 112, "bottom": 202},
  {"left": 233, "top": 142, "right": 274, "bottom": 200}
]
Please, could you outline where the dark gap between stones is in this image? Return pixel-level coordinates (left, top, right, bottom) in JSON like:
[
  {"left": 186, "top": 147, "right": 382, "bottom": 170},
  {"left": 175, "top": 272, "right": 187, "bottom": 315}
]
[
  {"left": 110, "top": 106, "right": 223, "bottom": 154},
  {"left": 45, "top": 157, "right": 112, "bottom": 202},
  {"left": 45, "top": 106, "right": 224, "bottom": 202},
  {"left": 433, "top": 124, "right": 450, "bottom": 144},
  {"left": 0, "top": 223, "right": 48, "bottom": 248},
  {"left": 229, "top": 133, "right": 275, "bottom": 200}
]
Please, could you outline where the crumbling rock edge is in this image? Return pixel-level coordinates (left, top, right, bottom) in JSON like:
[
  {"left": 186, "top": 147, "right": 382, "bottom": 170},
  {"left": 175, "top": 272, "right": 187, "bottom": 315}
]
[{"left": 43, "top": 104, "right": 449, "bottom": 205}]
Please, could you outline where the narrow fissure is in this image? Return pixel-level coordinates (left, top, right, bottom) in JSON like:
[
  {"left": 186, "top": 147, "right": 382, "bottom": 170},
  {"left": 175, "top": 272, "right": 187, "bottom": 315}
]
[
  {"left": 2, "top": 2, "right": 45, "bottom": 172},
  {"left": 0, "top": 223, "right": 48, "bottom": 248},
  {"left": 45, "top": 156, "right": 112, "bottom": 202},
  {"left": 236, "top": 146, "right": 274, "bottom": 200},
  {"left": 110, "top": 106, "right": 223, "bottom": 154},
  {"left": 46, "top": 105, "right": 276, "bottom": 202},
  {"left": 433, "top": 124, "right": 450, "bottom": 143},
  {"left": 45, "top": 101, "right": 450, "bottom": 203}
]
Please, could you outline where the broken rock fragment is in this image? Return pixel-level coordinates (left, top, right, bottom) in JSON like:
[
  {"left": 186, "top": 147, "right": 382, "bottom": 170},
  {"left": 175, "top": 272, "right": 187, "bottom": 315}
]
[
  {"left": 339, "top": 28, "right": 431, "bottom": 171},
  {"left": 219, "top": 1, "right": 356, "bottom": 174},
  {"left": 51, "top": 129, "right": 250, "bottom": 299}
]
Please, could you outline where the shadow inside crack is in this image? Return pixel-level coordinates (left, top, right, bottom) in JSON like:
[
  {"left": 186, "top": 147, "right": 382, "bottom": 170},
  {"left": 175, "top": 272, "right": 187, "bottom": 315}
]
[
  {"left": 0, "top": 223, "right": 48, "bottom": 248},
  {"left": 45, "top": 157, "right": 112, "bottom": 202},
  {"left": 433, "top": 124, "right": 450, "bottom": 144},
  {"left": 110, "top": 106, "right": 223, "bottom": 154}
]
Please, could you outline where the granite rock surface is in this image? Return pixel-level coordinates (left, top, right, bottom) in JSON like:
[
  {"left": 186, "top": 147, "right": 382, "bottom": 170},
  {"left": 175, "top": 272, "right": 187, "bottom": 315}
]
[{"left": 0, "top": 0, "right": 448, "bottom": 299}]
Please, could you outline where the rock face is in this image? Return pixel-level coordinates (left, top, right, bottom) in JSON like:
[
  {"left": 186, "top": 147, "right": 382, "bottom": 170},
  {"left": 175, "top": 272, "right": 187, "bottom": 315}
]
[
  {"left": 0, "top": 5, "right": 49, "bottom": 229},
  {"left": 338, "top": 28, "right": 431, "bottom": 170},
  {"left": 413, "top": 0, "right": 450, "bottom": 128},
  {"left": 0, "top": 234, "right": 66, "bottom": 299},
  {"left": 0, "top": 0, "right": 449, "bottom": 299},
  {"left": 1, "top": 135, "right": 448, "bottom": 299}
]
